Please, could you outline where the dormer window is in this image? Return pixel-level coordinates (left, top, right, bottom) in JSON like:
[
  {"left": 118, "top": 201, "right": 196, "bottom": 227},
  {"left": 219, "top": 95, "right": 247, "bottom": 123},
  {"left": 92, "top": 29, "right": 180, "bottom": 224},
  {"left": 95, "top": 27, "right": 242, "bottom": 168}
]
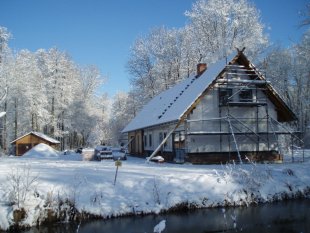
[
  {"left": 239, "top": 89, "right": 253, "bottom": 102},
  {"left": 219, "top": 88, "right": 233, "bottom": 105}
]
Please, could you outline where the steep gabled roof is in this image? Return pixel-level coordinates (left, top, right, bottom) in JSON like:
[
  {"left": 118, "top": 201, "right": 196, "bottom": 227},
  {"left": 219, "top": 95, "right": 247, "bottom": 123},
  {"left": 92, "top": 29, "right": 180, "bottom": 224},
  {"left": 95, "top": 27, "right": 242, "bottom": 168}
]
[
  {"left": 234, "top": 52, "right": 297, "bottom": 122},
  {"left": 10, "top": 131, "right": 60, "bottom": 144},
  {"left": 122, "top": 51, "right": 296, "bottom": 133},
  {"left": 122, "top": 57, "right": 228, "bottom": 133}
]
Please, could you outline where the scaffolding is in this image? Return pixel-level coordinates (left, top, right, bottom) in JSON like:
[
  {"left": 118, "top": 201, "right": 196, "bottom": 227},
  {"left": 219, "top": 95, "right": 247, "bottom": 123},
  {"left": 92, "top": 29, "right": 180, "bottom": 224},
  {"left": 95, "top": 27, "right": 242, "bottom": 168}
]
[{"left": 186, "top": 63, "right": 305, "bottom": 163}]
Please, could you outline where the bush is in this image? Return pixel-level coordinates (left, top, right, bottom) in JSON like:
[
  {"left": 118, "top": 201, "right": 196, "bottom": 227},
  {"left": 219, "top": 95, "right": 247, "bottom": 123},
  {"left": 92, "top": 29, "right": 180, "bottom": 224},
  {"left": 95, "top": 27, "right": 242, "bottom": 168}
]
[{"left": 1, "top": 165, "right": 38, "bottom": 208}]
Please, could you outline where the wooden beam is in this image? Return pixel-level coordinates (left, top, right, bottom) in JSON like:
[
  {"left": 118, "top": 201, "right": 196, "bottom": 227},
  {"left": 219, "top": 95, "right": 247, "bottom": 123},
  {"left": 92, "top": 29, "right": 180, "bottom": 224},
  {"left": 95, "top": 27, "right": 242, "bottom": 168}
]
[{"left": 147, "top": 79, "right": 218, "bottom": 162}]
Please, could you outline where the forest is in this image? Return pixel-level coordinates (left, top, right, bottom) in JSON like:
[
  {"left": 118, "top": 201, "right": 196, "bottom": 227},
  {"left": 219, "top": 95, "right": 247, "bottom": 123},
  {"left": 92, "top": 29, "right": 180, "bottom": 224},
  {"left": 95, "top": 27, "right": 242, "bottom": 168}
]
[{"left": 0, "top": 0, "right": 309, "bottom": 153}]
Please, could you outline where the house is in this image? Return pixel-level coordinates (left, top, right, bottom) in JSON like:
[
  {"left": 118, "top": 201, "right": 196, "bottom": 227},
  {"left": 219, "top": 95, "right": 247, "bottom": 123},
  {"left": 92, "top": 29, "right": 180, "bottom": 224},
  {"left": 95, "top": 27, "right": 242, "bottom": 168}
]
[
  {"left": 122, "top": 50, "right": 298, "bottom": 164},
  {"left": 10, "top": 131, "right": 60, "bottom": 156}
]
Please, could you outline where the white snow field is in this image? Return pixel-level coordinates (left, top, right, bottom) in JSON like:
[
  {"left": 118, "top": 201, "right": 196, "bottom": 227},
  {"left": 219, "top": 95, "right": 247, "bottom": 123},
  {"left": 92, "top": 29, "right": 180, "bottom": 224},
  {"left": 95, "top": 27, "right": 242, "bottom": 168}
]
[{"left": 0, "top": 144, "right": 309, "bottom": 230}]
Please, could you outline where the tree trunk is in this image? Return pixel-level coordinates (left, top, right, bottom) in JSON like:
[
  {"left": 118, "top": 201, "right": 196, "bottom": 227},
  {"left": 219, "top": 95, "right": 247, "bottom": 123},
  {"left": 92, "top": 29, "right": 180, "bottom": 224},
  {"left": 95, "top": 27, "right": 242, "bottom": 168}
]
[
  {"left": 14, "top": 98, "right": 18, "bottom": 139},
  {"left": 3, "top": 101, "right": 7, "bottom": 152}
]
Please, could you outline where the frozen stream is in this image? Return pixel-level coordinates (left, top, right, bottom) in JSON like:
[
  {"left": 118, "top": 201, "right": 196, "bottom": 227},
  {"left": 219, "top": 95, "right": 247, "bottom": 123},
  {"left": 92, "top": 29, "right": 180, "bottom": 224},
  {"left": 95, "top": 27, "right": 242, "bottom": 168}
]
[{"left": 23, "top": 199, "right": 310, "bottom": 233}]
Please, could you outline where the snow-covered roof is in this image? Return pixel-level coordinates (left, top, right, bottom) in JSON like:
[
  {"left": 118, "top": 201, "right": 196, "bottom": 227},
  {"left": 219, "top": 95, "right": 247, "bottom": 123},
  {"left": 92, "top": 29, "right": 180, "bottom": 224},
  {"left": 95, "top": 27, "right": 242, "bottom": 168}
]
[
  {"left": 123, "top": 51, "right": 297, "bottom": 134},
  {"left": 10, "top": 131, "right": 60, "bottom": 144},
  {"left": 122, "top": 57, "right": 228, "bottom": 133}
]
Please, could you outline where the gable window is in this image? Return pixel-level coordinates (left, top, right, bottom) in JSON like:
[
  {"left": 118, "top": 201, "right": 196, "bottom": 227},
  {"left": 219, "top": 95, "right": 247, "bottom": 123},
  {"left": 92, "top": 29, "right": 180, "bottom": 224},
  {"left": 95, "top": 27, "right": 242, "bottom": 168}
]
[
  {"left": 239, "top": 89, "right": 253, "bottom": 102},
  {"left": 219, "top": 88, "right": 233, "bottom": 105}
]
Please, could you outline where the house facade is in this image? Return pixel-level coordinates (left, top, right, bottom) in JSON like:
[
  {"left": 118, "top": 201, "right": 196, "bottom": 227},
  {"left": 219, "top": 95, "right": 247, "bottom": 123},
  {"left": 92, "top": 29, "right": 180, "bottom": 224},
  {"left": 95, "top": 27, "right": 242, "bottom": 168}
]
[{"left": 122, "top": 51, "right": 297, "bottom": 164}]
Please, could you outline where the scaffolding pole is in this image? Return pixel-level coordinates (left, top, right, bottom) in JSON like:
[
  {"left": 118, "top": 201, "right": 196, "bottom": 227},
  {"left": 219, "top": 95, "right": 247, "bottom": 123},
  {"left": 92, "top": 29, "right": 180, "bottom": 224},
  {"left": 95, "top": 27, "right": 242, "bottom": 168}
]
[
  {"left": 268, "top": 117, "right": 283, "bottom": 161},
  {"left": 226, "top": 116, "right": 243, "bottom": 164}
]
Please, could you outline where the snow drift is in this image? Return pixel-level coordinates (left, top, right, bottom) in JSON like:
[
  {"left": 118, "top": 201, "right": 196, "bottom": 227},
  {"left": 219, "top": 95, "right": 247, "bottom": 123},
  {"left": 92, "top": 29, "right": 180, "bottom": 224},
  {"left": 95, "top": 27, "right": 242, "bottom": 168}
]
[
  {"left": 0, "top": 152, "right": 309, "bottom": 231},
  {"left": 23, "top": 143, "right": 59, "bottom": 158}
]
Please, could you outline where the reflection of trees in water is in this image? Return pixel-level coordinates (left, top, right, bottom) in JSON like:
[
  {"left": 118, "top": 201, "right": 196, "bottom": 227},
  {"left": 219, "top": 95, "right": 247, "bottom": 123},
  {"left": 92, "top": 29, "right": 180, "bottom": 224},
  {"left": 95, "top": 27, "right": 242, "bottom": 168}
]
[{"left": 27, "top": 199, "right": 310, "bottom": 233}]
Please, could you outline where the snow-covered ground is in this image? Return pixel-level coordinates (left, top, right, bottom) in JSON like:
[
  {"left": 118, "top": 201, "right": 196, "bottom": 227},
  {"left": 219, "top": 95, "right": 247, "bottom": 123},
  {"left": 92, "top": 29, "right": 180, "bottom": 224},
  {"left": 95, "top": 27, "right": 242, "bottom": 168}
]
[{"left": 0, "top": 144, "right": 309, "bottom": 230}]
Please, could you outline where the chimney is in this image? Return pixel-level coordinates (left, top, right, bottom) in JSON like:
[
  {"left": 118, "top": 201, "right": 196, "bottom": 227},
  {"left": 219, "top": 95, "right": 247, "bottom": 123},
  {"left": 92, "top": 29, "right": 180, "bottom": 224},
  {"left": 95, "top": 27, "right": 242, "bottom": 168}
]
[{"left": 197, "top": 63, "right": 207, "bottom": 77}]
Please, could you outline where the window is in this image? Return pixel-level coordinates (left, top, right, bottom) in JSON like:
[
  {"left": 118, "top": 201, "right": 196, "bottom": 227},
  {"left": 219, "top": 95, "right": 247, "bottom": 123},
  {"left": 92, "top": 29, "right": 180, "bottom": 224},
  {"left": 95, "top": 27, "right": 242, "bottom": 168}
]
[
  {"left": 173, "top": 131, "right": 185, "bottom": 149},
  {"left": 239, "top": 89, "right": 253, "bottom": 102},
  {"left": 144, "top": 135, "right": 147, "bottom": 147},
  {"left": 163, "top": 132, "right": 167, "bottom": 147},
  {"left": 219, "top": 88, "right": 233, "bottom": 105},
  {"left": 137, "top": 135, "right": 140, "bottom": 152},
  {"left": 159, "top": 132, "right": 168, "bottom": 148},
  {"left": 149, "top": 134, "right": 152, "bottom": 147}
]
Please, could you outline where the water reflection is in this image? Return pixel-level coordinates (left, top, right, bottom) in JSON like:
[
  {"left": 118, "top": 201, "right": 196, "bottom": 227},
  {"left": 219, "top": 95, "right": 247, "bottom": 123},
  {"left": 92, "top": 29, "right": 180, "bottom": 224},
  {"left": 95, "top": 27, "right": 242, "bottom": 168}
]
[{"left": 24, "top": 199, "right": 310, "bottom": 233}]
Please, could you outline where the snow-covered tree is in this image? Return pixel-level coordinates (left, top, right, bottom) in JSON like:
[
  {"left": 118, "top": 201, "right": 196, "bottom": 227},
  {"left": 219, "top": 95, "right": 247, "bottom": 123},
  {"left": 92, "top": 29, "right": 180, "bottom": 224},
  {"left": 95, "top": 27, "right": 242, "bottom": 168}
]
[
  {"left": 68, "top": 66, "right": 106, "bottom": 148},
  {"left": 79, "top": 65, "right": 104, "bottom": 100},
  {"left": 0, "top": 25, "right": 112, "bottom": 151},
  {"left": 149, "top": 27, "right": 184, "bottom": 90},
  {"left": 88, "top": 93, "right": 111, "bottom": 146},
  {"left": 6, "top": 50, "right": 49, "bottom": 140},
  {"left": 261, "top": 47, "right": 293, "bottom": 105},
  {"left": 179, "top": 25, "right": 202, "bottom": 78},
  {"left": 36, "top": 48, "right": 80, "bottom": 148},
  {"left": 0, "top": 26, "right": 12, "bottom": 152},
  {"left": 109, "top": 92, "right": 132, "bottom": 146},
  {"left": 127, "top": 34, "right": 158, "bottom": 101},
  {"left": 0, "top": 26, "right": 11, "bottom": 64},
  {"left": 293, "top": 30, "right": 310, "bottom": 133},
  {"left": 127, "top": 0, "right": 268, "bottom": 113},
  {"left": 127, "top": 27, "right": 198, "bottom": 108},
  {"left": 262, "top": 30, "right": 310, "bottom": 135},
  {"left": 185, "top": 0, "right": 268, "bottom": 62}
]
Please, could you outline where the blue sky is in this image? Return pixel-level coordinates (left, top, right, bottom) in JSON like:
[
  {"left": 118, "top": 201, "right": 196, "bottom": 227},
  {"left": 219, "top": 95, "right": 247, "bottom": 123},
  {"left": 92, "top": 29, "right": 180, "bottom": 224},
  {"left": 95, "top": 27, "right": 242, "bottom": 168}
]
[{"left": 0, "top": 0, "right": 308, "bottom": 97}]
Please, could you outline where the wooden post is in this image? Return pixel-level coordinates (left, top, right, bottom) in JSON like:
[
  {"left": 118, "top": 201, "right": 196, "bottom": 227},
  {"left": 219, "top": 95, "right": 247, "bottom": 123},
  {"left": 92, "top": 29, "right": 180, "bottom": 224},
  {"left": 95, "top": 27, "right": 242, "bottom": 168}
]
[{"left": 114, "top": 159, "right": 122, "bottom": 186}]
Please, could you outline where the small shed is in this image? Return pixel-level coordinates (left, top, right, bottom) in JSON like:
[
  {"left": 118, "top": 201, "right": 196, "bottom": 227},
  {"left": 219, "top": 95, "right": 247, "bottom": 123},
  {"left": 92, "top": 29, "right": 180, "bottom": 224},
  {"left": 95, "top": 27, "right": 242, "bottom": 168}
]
[{"left": 10, "top": 131, "right": 60, "bottom": 156}]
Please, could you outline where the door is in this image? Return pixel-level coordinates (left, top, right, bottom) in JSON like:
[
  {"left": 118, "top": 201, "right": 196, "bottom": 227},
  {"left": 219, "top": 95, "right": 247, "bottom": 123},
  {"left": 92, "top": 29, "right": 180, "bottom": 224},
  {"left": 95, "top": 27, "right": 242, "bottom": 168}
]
[
  {"left": 17, "top": 143, "right": 32, "bottom": 156},
  {"left": 173, "top": 131, "right": 186, "bottom": 163}
]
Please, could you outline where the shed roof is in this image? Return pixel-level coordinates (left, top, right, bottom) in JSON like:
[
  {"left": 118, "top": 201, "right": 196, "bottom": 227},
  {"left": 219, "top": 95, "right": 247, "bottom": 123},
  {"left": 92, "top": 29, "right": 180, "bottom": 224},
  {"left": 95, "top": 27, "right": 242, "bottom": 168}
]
[{"left": 10, "top": 131, "right": 60, "bottom": 144}]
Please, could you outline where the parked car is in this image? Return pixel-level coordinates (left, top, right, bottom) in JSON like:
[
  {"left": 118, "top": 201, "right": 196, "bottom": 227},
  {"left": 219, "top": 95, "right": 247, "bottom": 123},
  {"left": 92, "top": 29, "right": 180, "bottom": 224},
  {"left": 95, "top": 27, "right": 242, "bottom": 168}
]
[
  {"left": 112, "top": 148, "right": 127, "bottom": 161},
  {"left": 82, "top": 148, "right": 95, "bottom": 161},
  {"left": 75, "top": 147, "right": 83, "bottom": 154},
  {"left": 120, "top": 147, "right": 127, "bottom": 153},
  {"left": 95, "top": 146, "right": 113, "bottom": 160}
]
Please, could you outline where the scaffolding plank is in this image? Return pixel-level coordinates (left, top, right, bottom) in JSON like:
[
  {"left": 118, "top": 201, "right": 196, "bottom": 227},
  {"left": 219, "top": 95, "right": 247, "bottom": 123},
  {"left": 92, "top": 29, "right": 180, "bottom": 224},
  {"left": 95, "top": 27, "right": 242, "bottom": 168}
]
[
  {"left": 187, "top": 131, "right": 295, "bottom": 135},
  {"left": 216, "top": 79, "right": 270, "bottom": 84},
  {"left": 219, "top": 102, "right": 267, "bottom": 107}
]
